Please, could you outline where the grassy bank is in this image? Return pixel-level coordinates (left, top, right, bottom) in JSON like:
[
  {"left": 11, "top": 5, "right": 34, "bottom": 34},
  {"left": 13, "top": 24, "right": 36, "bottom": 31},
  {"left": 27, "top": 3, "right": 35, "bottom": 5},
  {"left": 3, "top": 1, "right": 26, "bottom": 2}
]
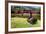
[{"left": 11, "top": 17, "right": 41, "bottom": 28}]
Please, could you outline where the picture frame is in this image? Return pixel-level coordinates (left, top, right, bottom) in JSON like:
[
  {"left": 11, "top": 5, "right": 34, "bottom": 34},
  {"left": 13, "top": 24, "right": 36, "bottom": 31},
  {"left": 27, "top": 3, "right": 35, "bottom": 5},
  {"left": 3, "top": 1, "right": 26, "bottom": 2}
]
[{"left": 5, "top": 0, "right": 45, "bottom": 34}]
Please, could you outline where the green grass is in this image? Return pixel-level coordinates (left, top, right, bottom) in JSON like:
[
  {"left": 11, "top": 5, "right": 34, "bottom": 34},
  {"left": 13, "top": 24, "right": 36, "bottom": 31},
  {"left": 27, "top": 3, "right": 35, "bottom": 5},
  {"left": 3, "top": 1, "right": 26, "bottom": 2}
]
[{"left": 11, "top": 17, "right": 41, "bottom": 28}]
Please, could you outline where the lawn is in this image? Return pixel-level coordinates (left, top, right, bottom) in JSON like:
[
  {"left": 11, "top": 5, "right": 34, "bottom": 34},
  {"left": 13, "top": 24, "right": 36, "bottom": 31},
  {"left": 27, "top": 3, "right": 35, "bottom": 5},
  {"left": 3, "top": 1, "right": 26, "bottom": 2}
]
[{"left": 11, "top": 17, "right": 41, "bottom": 28}]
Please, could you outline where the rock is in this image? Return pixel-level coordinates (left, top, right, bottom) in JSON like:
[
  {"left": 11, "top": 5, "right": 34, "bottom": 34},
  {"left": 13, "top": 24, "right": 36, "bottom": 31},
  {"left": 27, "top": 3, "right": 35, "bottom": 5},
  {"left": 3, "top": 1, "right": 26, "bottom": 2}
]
[{"left": 27, "top": 17, "right": 37, "bottom": 24}]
